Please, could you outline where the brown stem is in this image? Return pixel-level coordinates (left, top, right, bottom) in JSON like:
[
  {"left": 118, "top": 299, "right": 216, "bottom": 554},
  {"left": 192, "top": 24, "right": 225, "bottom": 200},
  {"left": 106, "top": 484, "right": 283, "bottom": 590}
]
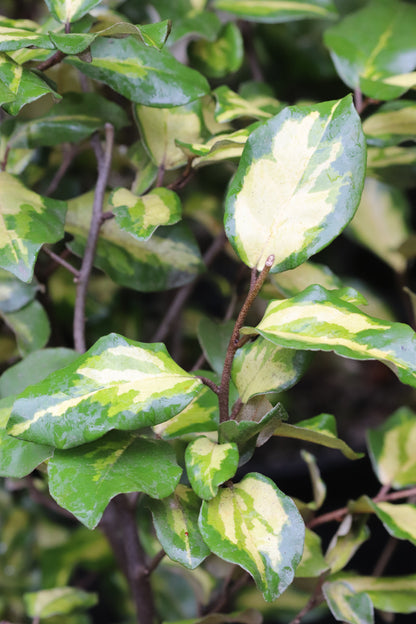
[
  {"left": 1, "top": 144, "right": 10, "bottom": 171},
  {"left": 147, "top": 549, "right": 166, "bottom": 575},
  {"left": 167, "top": 158, "right": 195, "bottom": 191},
  {"left": 73, "top": 124, "right": 114, "bottom": 353},
  {"left": 204, "top": 569, "right": 250, "bottom": 615},
  {"left": 288, "top": 574, "right": 326, "bottom": 624},
  {"left": 218, "top": 256, "right": 274, "bottom": 423},
  {"left": 230, "top": 398, "right": 243, "bottom": 420},
  {"left": 45, "top": 144, "right": 78, "bottom": 196},
  {"left": 37, "top": 50, "right": 65, "bottom": 71},
  {"left": 373, "top": 536, "right": 398, "bottom": 578},
  {"left": 240, "top": 21, "right": 264, "bottom": 82},
  {"left": 197, "top": 375, "right": 220, "bottom": 395},
  {"left": 42, "top": 246, "right": 80, "bottom": 278}
]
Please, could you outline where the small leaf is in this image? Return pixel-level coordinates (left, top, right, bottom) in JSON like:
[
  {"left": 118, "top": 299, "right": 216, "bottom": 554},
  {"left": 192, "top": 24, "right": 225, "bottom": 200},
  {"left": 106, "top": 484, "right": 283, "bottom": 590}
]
[
  {"left": 149, "top": 484, "right": 211, "bottom": 569},
  {"left": 274, "top": 413, "right": 363, "bottom": 460},
  {"left": 322, "top": 580, "right": 374, "bottom": 624},
  {"left": 224, "top": 96, "right": 366, "bottom": 273},
  {"left": 213, "top": 85, "right": 276, "bottom": 123},
  {"left": 325, "top": 514, "right": 370, "bottom": 574},
  {"left": 296, "top": 528, "right": 328, "bottom": 578},
  {"left": 197, "top": 319, "right": 234, "bottom": 376},
  {"left": 0, "top": 171, "right": 67, "bottom": 282},
  {"left": 362, "top": 497, "right": 416, "bottom": 546},
  {"left": 367, "top": 407, "right": 416, "bottom": 489},
  {"left": 212, "top": 0, "right": 337, "bottom": 23},
  {"left": 65, "top": 37, "right": 210, "bottom": 107},
  {"left": 199, "top": 472, "right": 305, "bottom": 601},
  {"left": 300, "top": 450, "right": 326, "bottom": 510},
  {"left": 0, "top": 22, "right": 54, "bottom": 52},
  {"left": 334, "top": 573, "right": 416, "bottom": 614},
  {"left": 231, "top": 337, "right": 308, "bottom": 403},
  {"left": 48, "top": 432, "right": 182, "bottom": 528},
  {"left": 1, "top": 299, "right": 50, "bottom": 356},
  {"left": 24, "top": 587, "right": 98, "bottom": 617},
  {"left": 110, "top": 187, "right": 182, "bottom": 241},
  {"left": 44, "top": 0, "right": 102, "bottom": 23},
  {"left": 243, "top": 285, "right": 416, "bottom": 391},
  {"left": 0, "top": 268, "right": 38, "bottom": 313},
  {"left": 188, "top": 22, "right": 244, "bottom": 79},
  {"left": 185, "top": 436, "right": 239, "bottom": 500},
  {"left": 7, "top": 333, "right": 202, "bottom": 449},
  {"left": 363, "top": 100, "right": 416, "bottom": 147}
]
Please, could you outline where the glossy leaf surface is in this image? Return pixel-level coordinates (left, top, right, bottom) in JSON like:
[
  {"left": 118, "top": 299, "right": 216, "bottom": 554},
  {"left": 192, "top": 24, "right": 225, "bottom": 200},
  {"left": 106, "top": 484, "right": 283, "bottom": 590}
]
[
  {"left": 149, "top": 485, "right": 211, "bottom": 569},
  {"left": 49, "top": 432, "right": 182, "bottom": 528},
  {"left": 199, "top": 473, "right": 305, "bottom": 601},
  {"left": 212, "top": 0, "right": 337, "bottom": 23},
  {"left": 44, "top": 0, "right": 102, "bottom": 23},
  {"left": 361, "top": 497, "right": 416, "bottom": 547},
  {"left": 7, "top": 333, "right": 202, "bottom": 449},
  {"left": 66, "top": 38, "right": 210, "bottom": 107},
  {"left": 185, "top": 436, "right": 239, "bottom": 499},
  {"left": 323, "top": 580, "right": 373, "bottom": 624},
  {"left": 224, "top": 96, "right": 366, "bottom": 272},
  {"left": 243, "top": 285, "right": 416, "bottom": 390},
  {"left": 0, "top": 22, "right": 54, "bottom": 52},
  {"left": 24, "top": 587, "right": 98, "bottom": 617},
  {"left": 213, "top": 85, "right": 275, "bottom": 123},
  {"left": 0, "top": 172, "right": 67, "bottom": 282}
]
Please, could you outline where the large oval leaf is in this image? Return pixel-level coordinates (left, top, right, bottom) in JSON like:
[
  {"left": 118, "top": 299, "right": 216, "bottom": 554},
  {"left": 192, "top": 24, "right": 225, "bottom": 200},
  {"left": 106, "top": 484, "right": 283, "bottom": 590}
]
[
  {"left": 198, "top": 472, "right": 305, "bottom": 601},
  {"left": 48, "top": 433, "right": 182, "bottom": 529},
  {"left": 7, "top": 333, "right": 202, "bottom": 449},
  {"left": 224, "top": 95, "right": 366, "bottom": 273},
  {"left": 212, "top": 0, "right": 337, "bottom": 23}
]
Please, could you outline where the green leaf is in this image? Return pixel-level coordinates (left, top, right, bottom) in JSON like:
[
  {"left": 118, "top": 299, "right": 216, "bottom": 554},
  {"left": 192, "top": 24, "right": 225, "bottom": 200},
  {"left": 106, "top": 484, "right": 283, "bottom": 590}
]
[
  {"left": 24, "top": 587, "right": 97, "bottom": 618},
  {"left": 49, "top": 432, "right": 182, "bottom": 528},
  {"left": 0, "top": 268, "right": 38, "bottom": 313},
  {"left": 188, "top": 22, "right": 243, "bottom": 79},
  {"left": 149, "top": 484, "right": 211, "bottom": 569},
  {"left": 1, "top": 299, "right": 50, "bottom": 356},
  {"left": 213, "top": 85, "right": 277, "bottom": 123},
  {"left": 268, "top": 261, "right": 343, "bottom": 298},
  {"left": 363, "top": 100, "right": 416, "bottom": 147},
  {"left": 243, "top": 285, "right": 416, "bottom": 390},
  {"left": 273, "top": 413, "right": 363, "bottom": 460},
  {"left": 197, "top": 319, "right": 234, "bottom": 376},
  {"left": 65, "top": 37, "right": 210, "bottom": 107},
  {"left": 360, "top": 497, "right": 416, "bottom": 546},
  {"left": 7, "top": 333, "right": 202, "bottom": 449},
  {"left": 295, "top": 528, "right": 328, "bottom": 578},
  {"left": 66, "top": 191, "right": 203, "bottom": 292},
  {"left": 178, "top": 126, "right": 252, "bottom": 168},
  {"left": 0, "top": 53, "right": 60, "bottom": 115},
  {"left": 300, "top": 450, "right": 326, "bottom": 510},
  {"left": 147, "top": 1, "right": 221, "bottom": 45},
  {"left": 325, "top": 515, "right": 370, "bottom": 574},
  {"left": 231, "top": 337, "right": 308, "bottom": 403},
  {"left": 334, "top": 574, "right": 416, "bottom": 614},
  {"left": 110, "top": 187, "right": 182, "bottom": 241},
  {"left": 185, "top": 436, "right": 239, "bottom": 500},
  {"left": 0, "top": 171, "right": 67, "bottom": 282},
  {"left": 134, "top": 99, "right": 208, "bottom": 170},
  {"left": 199, "top": 472, "right": 305, "bottom": 601},
  {"left": 44, "top": 0, "right": 102, "bottom": 23},
  {"left": 324, "top": 0, "right": 416, "bottom": 100},
  {"left": 322, "top": 580, "right": 374, "bottom": 624},
  {"left": 367, "top": 407, "right": 416, "bottom": 489},
  {"left": 212, "top": 0, "right": 337, "bottom": 22},
  {"left": 224, "top": 96, "right": 366, "bottom": 273},
  {"left": 347, "top": 178, "right": 410, "bottom": 274},
  {"left": 0, "top": 22, "right": 55, "bottom": 52}
]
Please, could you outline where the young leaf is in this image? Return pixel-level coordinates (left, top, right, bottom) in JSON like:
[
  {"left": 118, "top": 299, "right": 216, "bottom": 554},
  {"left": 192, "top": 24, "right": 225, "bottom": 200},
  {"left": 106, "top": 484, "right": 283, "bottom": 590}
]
[
  {"left": 361, "top": 498, "right": 416, "bottom": 547},
  {"left": 324, "top": 0, "right": 416, "bottom": 100},
  {"left": 333, "top": 574, "right": 416, "bottom": 614},
  {"left": 295, "top": 528, "right": 328, "bottom": 578},
  {"left": 185, "top": 436, "right": 239, "bottom": 500},
  {"left": 48, "top": 432, "right": 182, "bottom": 528},
  {"left": 367, "top": 407, "right": 416, "bottom": 488},
  {"left": 44, "top": 0, "right": 102, "bottom": 24},
  {"left": 213, "top": 85, "right": 275, "bottom": 123},
  {"left": 7, "top": 333, "right": 202, "bottom": 449},
  {"left": 110, "top": 187, "right": 182, "bottom": 241},
  {"left": 148, "top": 484, "right": 211, "bottom": 569},
  {"left": 322, "top": 580, "right": 374, "bottom": 624},
  {"left": 325, "top": 515, "right": 370, "bottom": 574},
  {"left": 300, "top": 450, "right": 326, "bottom": 510},
  {"left": 212, "top": 0, "right": 337, "bottom": 23},
  {"left": 231, "top": 338, "right": 308, "bottom": 403},
  {"left": 0, "top": 172, "right": 67, "bottom": 282},
  {"left": 243, "top": 285, "right": 416, "bottom": 390},
  {"left": 65, "top": 37, "right": 210, "bottom": 107},
  {"left": 1, "top": 299, "right": 50, "bottom": 356},
  {"left": 224, "top": 96, "right": 366, "bottom": 273},
  {"left": 24, "top": 587, "right": 98, "bottom": 617},
  {"left": 188, "top": 22, "right": 244, "bottom": 79},
  {"left": 199, "top": 472, "right": 305, "bottom": 601}
]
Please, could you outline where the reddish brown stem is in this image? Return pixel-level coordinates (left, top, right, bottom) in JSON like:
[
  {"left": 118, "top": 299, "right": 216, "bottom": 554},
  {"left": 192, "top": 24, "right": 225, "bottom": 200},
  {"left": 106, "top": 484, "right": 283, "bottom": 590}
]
[{"left": 37, "top": 50, "right": 65, "bottom": 71}]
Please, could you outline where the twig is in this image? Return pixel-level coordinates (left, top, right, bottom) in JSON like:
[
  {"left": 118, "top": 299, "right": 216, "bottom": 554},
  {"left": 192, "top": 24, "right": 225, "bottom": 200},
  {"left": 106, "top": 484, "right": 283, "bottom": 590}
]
[
  {"left": 152, "top": 230, "right": 227, "bottom": 343},
  {"left": 45, "top": 144, "right": 78, "bottom": 196},
  {"left": 37, "top": 50, "right": 65, "bottom": 71},
  {"left": 218, "top": 256, "right": 274, "bottom": 423},
  {"left": 147, "top": 549, "right": 166, "bottom": 575},
  {"left": 167, "top": 158, "right": 195, "bottom": 191},
  {"left": 42, "top": 246, "right": 80, "bottom": 277},
  {"left": 197, "top": 375, "right": 220, "bottom": 395},
  {"left": 240, "top": 21, "right": 264, "bottom": 82},
  {"left": 73, "top": 124, "right": 114, "bottom": 353},
  {"left": 373, "top": 536, "right": 398, "bottom": 578},
  {"left": 204, "top": 569, "right": 251, "bottom": 615},
  {"left": 288, "top": 574, "right": 326, "bottom": 624},
  {"left": 0, "top": 144, "right": 10, "bottom": 171},
  {"left": 230, "top": 398, "right": 243, "bottom": 420},
  {"left": 155, "top": 163, "right": 165, "bottom": 187}
]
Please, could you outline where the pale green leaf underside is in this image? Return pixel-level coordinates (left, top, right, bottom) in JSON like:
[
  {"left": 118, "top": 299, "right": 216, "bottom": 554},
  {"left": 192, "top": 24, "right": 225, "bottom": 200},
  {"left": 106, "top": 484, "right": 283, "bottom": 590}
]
[
  {"left": 199, "top": 472, "right": 305, "bottom": 601},
  {"left": 225, "top": 95, "right": 366, "bottom": 272},
  {"left": 0, "top": 171, "right": 67, "bottom": 282},
  {"left": 7, "top": 333, "right": 202, "bottom": 449},
  {"left": 149, "top": 484, "right": 210, "bottom": 569},
  {"left": 243, "top": 285, "right": 416, "bottom": 390},
  {"left": 44, "top": 0, "right": 101, "bottom": 23},
  {"left": 48, "top": 432, "right": 182, "bottom": 529},
  {"left": 333, "top": 574, "right": 416, "bottom": 614},
  {"left": 185, "top": 436, "right": 239, "bottom": 500},
  {"left": 213, "top": 0, "right": 337, "bottom": 23},
  {"left": 323, "top": 580, "right": 374, "bottom": 624},
  {"left": 24, "top": 587, "right": 98, "bottom": 618}
]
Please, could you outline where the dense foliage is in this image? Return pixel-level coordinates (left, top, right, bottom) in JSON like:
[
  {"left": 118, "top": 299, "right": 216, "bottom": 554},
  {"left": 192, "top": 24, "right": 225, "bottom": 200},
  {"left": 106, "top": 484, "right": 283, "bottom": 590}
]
[{"left": 1, "top": 1, "right": 416, "bottom": 623}]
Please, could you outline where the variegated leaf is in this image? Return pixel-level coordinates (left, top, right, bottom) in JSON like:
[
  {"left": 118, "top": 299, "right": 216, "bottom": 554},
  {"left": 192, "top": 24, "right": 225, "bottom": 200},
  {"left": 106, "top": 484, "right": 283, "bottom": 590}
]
[
  {"left": 296, "top": 528, "right": 328, "bottom": 578},
  {"left": 188, "top": 22, "right": 244, "bottom": 79},
  {"left": 0, "top": 171, "right": 67, "bottom": 282},
  {"left": 66, "top": 38, "right": 210, "bottom": 107},
  {"left": 322, "top": 580, "right": 374, "bottom": 624},
  {"left": 7, "top": 333, "right": 202, "bottom": 449},
  {"left": 48, "top": 432, "right": 182, "bottom": 529},
  {"left": 199, "top": 472, "right": 305, "bottom": 601},
  {"left": 363, "top": 101, "right": 416, "bottom": 147},
  {"left": 224, "top": 96, "right": 366, "bottom": 273},
  {"left": 357, "top": 496, "right": 416, "bottom": 547},
  {"left": 274, "top": 413, "right": 362, "bottom": 460},
  {"left": 148, "top": 485, "right": 211, "bottom": 569},
  {"left": 0, "top": 22, "right": 54, "bottom": 52},
  {"left": 177, "top": 126, "right": 252, "bottom": 167},
  {"left": 325, "top": 515, "right": 370, "bottom": 574},
  {"left": 243, "top": 285, "right": 416, "bottom": 390},
  {"left": 367, "top": 407, "right": 416, "bottom": 488},
  {"left": 110, "top": 187, "right": 181, "bottom": 241},
  {"left": 268, "top": 261, "right": 343, "bottom": 299},
  {"left": 1, "top": 299, "right": 50, "bottom": 356},
  {"left": 44, "top": 0, "right": 102, "bottom": 23},
  {"left": 334, "top": 574, "right": 416, "bottom": 614},
  {"left": 212, "top": 0, "right": 337, "bottom": 23},
  {"left": 213, "top": 85, "right": 276, "bottom": 123},
  {"left": 24, "top": 587, "right": 98, "bottom": 617},
  {"left": 300, "top": 450, "right": 326, "bottom": 510},
  {"left": 232, "top": 337, "right": 308, "bottom": 403},
  {"left": 185, "top": 436, "right": 239, "bottom": 500}
]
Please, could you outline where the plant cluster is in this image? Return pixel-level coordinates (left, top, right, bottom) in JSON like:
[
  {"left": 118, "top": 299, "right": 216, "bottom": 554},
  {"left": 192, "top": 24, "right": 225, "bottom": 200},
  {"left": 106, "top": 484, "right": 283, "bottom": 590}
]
[{"left": 2, "top": 1, "right": 416, "bottom": 623}]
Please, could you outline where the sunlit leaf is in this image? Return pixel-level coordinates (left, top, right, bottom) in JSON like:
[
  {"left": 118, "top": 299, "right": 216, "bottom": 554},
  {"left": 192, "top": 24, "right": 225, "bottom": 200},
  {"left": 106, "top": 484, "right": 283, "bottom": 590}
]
[
  {"left": 355, "top": 496, "right": 416, "bottom": 547},
  {"left": 325, "top": 515, "right": 370, "bottom": 574},
  {"left": 224, "top": 96, "right": 366, "bottom": 273},
  {"left": 44, "top": 0, "right": 102, "bottom": 23},
  {"left": 185, "top": 436, "right": 239, "bottom": 499},
  {"left": 333, "top": 574, "right": 416, "bottom": 614},
  {"left": 24, "top": 587, "right": 98, "bottom": 617},
  {"left": 213, "top": 85, "right": 277, "bottom": 123},
  {"left": 323, "top": 580, "right": 374, "bottom": 624},
  {"left": 268, "top": 261, "right": 343, "bottom": 298},
  {"left": 0, "top": 22, "right": 54, "bottom": 52},
  {"left": 212, "top": 0, "right": 337, "bottom": 23}
]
